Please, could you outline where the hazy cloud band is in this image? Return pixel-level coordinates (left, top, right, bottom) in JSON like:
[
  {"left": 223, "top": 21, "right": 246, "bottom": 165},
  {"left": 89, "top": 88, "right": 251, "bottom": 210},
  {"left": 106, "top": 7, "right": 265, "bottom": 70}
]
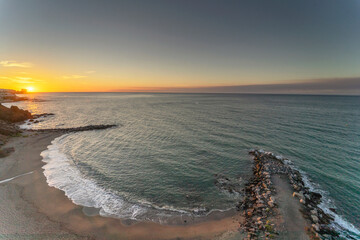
[{"left": 115, "top": 77, "right": 360, "bottom": 95}]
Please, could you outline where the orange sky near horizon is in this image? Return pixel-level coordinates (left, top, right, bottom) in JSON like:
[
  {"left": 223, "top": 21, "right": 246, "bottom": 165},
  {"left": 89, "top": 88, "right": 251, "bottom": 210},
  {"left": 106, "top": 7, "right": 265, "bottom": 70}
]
[
  {"left": 1, "top": 59, "right": 303, "bottom": 92},
  {"left": 1, "top": 59, "right": 360, "bottom": 94}
]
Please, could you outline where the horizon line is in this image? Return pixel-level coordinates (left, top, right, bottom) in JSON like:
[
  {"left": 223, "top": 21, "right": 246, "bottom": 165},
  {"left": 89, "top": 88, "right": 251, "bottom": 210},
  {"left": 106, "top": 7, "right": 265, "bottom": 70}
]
[{"left": 24, "top": 91, "right": 360, "bottom": 97}]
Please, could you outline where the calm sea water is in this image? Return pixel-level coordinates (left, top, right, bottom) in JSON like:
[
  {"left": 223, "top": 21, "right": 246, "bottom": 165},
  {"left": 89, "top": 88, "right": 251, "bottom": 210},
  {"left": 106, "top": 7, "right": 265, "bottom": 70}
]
[{"left": 5, "top": 93, "right": 360, "bottom": 238}]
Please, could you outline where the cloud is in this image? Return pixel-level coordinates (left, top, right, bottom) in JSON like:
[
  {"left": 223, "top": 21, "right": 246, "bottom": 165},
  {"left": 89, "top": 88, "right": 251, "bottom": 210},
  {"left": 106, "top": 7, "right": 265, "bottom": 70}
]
[
  {"left": 0, "top": 60, "right": 32, "bottom": 68},
  {"left": 16, "top": 77, "right": 32, "bottom": 80},
  {"left": 62, "top": 75, "right": 87, "bottom": 79},
  {"left": 113, "top": 77, "right": 360, "bottom": 95},
  {"left": 0, "top": 76, "right": 42, "bottom": 84},
  {"left": 63, "top": 71, "right": 94, "bottom": 79},
  {"left": 12, "top": 79, "right": 35, "bottom": 84},
  {"left": 0, "top": 76, "right": 11, "bottom": 82}
]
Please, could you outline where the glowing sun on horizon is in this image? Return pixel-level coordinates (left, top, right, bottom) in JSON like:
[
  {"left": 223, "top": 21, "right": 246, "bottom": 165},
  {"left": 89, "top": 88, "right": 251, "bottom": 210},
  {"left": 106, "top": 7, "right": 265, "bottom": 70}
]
[{"left": 27, "top": 87, "right": 34, "bottom": 92}]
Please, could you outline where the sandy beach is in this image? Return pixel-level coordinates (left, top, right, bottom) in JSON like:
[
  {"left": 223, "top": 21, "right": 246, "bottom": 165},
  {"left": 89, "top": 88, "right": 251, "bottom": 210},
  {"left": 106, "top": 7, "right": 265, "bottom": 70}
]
[{"left": 0, "top": 131, "right": 244, "bottom": 240}]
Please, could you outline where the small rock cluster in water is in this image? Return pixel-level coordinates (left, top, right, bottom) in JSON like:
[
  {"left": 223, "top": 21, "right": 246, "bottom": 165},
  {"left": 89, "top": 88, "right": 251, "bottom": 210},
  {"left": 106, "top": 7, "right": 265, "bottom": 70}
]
[
  {"left": 214, "top": 174, "right": 243, "bottom": 195},
  {"left": 27, "top": 113, "right": 55, "bottom": 124},
  {"left": 233, "top": 149, "right": 339, "bottom": 240}
]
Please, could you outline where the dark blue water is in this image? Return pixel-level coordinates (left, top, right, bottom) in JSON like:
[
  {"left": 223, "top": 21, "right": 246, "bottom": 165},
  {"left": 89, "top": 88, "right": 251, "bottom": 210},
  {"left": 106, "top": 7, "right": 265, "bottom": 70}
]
[{"left": 7, "top": 93, "right": 360, "bottom": 238}]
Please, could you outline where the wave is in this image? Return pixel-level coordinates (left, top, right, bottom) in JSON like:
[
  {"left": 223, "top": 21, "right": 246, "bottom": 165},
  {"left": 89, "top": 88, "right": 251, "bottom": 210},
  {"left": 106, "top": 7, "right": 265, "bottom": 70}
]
[{"left": 40, "top": 135, "right": 232, "bottom": 224}]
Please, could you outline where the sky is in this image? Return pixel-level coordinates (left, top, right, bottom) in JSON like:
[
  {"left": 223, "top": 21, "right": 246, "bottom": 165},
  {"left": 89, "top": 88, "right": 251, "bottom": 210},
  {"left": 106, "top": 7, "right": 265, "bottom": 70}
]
[{"left": 1, "top": 0, "right": 360, "bottom": 94}]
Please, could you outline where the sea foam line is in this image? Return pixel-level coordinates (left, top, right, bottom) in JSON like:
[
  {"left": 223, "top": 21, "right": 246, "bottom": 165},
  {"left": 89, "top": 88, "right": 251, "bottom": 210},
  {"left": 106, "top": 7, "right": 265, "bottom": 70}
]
[
  {"left": 40, "top": 135, "right": 222, "bottom": 223},
  {"left": 0, "top": 171, "right": 33, "bottom": 184}
]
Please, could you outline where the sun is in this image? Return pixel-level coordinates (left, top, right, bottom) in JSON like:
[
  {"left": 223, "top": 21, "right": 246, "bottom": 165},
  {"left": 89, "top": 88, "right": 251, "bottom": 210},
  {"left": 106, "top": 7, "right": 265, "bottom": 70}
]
[{"left": 27, "top": 87, "right": 34, "bottom": 92}]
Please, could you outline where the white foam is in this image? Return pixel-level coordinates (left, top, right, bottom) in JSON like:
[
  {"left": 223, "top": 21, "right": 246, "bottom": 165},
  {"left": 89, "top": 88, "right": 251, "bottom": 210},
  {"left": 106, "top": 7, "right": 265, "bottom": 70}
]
[
  {"left": 40, "top": 135, "right": 223, "bottom": 223},
  {"left": 41, "top": 135, "right": 147, "bottom": 219}
]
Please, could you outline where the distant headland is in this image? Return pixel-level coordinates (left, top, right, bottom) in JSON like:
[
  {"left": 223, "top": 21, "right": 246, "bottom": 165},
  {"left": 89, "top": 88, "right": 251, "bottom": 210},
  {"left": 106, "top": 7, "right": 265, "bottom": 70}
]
[{"left": 0, "top": 89, "right": 29, "bottom": 103}]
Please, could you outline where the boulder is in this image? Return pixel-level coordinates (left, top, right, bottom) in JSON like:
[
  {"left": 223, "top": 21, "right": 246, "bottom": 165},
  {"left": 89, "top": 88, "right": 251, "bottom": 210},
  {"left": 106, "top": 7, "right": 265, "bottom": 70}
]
[
  {"left": 309, "top": 192, "right": 322, "bottom": 204},
  {"left": 293, "top": 192, "right": 305, "bottom": 201},
  {"left": 312, "top": 223, "right": 320, "bottom": 232},
  {"left": 311, "top": 215, "right": 319, "bottom": 223},
  {"left": 319, "top": 226, "right": 340, "bottom": 237},
  {"left": 329, "top": 208, "right": 337, "bottom": 213},
  {"left": 310, "top": 209, "right": 318, "bottom": 215}
]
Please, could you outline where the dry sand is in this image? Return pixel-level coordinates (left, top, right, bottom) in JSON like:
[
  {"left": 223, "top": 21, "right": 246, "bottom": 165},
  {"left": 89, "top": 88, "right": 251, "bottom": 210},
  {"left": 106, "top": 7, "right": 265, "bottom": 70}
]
[
  {"left": 0, "top": 132, "right": 244, "bottom": 240},
  {"left": 272, "top": 174, "right": 309, "bottom": 240}
]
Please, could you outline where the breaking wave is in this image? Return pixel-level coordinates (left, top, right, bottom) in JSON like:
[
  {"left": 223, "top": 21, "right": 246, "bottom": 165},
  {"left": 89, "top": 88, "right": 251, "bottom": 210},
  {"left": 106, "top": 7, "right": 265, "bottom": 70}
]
[{"left": 40, "top": 135, "right": 232, "bottom": 224}]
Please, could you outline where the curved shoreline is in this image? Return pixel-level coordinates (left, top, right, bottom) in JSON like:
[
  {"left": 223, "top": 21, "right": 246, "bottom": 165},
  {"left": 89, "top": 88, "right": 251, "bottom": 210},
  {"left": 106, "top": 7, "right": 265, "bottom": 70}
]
[
  {"left": 2, "top": 128, "right": 360, "bottom": 239},
  {"left": 41, "top": 133, "right": 240, "bottom": 226},
  {"left": 0, "top": 131, "right": 244, "bottom": 240},
  {"left": 1, "top": 102, "right": 358, "bottom": 239}
]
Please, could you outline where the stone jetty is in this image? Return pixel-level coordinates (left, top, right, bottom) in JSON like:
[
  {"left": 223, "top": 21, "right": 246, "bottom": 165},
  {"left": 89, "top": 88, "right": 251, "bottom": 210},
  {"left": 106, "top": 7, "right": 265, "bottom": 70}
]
[
  {"left": 28, "top": 124, "right": 117, "bottom": 133},
  {"left": 235, "top": 149, "right": 339, "bottom": 240}
]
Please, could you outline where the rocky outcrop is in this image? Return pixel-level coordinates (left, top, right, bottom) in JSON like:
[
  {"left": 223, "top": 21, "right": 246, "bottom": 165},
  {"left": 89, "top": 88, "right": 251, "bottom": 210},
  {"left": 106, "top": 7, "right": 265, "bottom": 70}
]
[
  {"left": 1, "top": 95, "right": 28, "bottom": 102},
  {"left": 25, "top": 113, "right": 55, "bottom": 124},
  {"left": 32, "top": 113, "right": 55, "bottom": 119},
  {"left": 0, "top": 89, "right": 28, "bottom": 103},
  {"left": 0, "top": 104, "right": 32, "bottom": 123}
]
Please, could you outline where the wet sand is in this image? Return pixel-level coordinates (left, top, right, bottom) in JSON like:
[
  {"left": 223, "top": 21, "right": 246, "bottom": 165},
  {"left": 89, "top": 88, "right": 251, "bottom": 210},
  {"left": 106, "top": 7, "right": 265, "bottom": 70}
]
[{"left": 0, "top": 131, "right": 244, "bottom": 240}]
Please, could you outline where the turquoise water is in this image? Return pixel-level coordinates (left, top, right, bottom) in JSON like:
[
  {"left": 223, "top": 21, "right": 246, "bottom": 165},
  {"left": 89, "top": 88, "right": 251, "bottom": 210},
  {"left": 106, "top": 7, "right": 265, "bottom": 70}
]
[{"left": 6, "top": 93, "right": 360, "bottom": 238}]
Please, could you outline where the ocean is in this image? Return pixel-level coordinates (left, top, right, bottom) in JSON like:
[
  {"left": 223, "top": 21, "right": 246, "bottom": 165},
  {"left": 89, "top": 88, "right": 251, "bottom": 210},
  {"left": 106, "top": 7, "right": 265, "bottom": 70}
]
[{"left": 5, "top": 93, "right": 360, "bottom": 238}]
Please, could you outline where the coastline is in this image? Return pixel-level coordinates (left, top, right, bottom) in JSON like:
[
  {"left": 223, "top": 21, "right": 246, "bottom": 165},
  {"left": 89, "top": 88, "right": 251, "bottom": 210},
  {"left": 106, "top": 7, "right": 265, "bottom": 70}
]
[
  {"left": 0, "top": 130, "right": 244, "bottom": 240},
  {"left": 0, "top": 98, "right": 349, "bottom": 239},
  {"left": 0, "top": 129, "right": 334, "bottom": 240}
]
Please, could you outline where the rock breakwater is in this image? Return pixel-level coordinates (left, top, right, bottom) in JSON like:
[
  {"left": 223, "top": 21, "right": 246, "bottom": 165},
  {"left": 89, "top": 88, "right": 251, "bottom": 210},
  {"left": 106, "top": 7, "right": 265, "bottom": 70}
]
[
  {"left": 236, "top": 149, "right": 339, "bottom": 240},
  {"left": 29, "top": 124, "right": 117, "bottom": 133}
]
